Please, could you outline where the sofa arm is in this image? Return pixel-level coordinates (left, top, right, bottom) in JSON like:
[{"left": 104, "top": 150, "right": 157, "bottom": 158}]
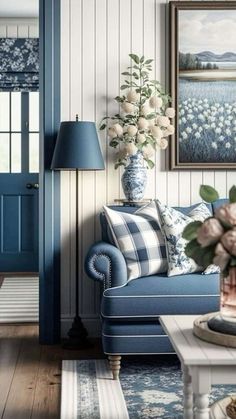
[{"left": 85, "top": 241, "right": 128, "bottom": 289}]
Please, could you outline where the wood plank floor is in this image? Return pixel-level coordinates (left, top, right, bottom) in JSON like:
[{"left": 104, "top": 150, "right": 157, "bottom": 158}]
[{"left": 0, "top": 324, "right": 103, "bottom": 419}]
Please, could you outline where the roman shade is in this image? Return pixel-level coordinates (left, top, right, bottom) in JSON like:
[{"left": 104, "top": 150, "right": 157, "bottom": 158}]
[{"left": 0, "top": 38, "right": 39, "bottom": 92}]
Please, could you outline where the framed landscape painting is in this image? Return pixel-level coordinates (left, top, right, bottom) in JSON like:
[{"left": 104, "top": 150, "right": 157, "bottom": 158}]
[{"left": 170, "top": 1, "right": 236, "bottom": 169}]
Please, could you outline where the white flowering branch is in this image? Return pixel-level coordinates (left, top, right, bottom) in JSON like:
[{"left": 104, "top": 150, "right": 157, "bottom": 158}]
[{"left": 100, "top": 53, "right": 175, "bottom": 169}]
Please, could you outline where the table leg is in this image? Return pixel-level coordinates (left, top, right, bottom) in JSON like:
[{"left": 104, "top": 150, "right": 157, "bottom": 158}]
[
  {"left": 182, "top": 365, "right": 193, "bottom": 419},
  {"left": 190, "top": 366, "right": 211, "bottom": 419},
  {"left": 194, "top": 393, "right": 209, "bottom": 419}
]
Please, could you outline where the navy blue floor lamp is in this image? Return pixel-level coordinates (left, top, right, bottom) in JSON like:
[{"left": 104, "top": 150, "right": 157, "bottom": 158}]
[{"left": 51, "top": 116, "right": 105, "bottom": 348}]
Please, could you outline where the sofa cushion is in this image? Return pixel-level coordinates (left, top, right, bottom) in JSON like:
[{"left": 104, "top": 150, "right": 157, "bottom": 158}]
[
  {"left": 103, "top": 202, "right": 167, "bottom": 280},
  {"left": 156, "top": 201, "right": 216, "bottom": 276},
  {"left": 101, "top": 272, "right": 219, "bottom": 319}
]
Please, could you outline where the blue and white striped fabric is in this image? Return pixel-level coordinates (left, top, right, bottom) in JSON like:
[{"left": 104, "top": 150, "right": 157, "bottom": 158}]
[{"left": 103, "top": 202, "right": 167, "bottom": 281}]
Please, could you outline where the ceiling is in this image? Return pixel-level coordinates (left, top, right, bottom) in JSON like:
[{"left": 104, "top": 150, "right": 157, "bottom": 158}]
[{"left": 0, "top": 0, "right": 38, "bottom": 18}]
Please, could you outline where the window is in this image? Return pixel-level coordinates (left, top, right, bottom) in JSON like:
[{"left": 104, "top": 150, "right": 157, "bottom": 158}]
[{"left": 0, "top": 91, "right": 39, "bottom": 173}]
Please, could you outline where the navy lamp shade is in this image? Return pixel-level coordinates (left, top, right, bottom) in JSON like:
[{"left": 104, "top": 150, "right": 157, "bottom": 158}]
[{"left": 51, "top": 120, "right": 105, "bottom": 170}]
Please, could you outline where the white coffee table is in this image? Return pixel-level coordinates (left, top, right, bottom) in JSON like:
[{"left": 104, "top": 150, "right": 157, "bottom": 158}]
[{"left": 160, "top": 315, "right": 236, "bottom": 419}]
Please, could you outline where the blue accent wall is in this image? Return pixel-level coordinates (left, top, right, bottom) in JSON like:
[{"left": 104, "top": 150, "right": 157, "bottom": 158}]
[{"left": 39, "top": 0, "right": 61, "bottom": 344}]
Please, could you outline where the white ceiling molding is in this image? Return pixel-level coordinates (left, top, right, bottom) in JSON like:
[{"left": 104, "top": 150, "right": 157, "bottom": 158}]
[{"left": 0, "top": 0, "right": 38, "bottom": 18}]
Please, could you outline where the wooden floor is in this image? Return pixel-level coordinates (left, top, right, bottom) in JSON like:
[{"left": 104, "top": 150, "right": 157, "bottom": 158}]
[{"left": 0, "top": 324, "right": 103, "bottom": 419}]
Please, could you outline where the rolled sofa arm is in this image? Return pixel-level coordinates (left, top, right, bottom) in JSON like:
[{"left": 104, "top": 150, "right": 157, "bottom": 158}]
[{"left": 85, "top": 241, "right": 128, "bottom": 289}]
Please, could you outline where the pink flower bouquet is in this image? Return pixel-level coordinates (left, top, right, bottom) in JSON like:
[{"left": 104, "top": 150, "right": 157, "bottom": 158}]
[{"left": 183, "top": 185, "right": 236, "bottom": 277}]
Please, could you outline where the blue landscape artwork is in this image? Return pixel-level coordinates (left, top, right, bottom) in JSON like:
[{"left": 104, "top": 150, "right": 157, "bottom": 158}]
[{"left": 178, "top": 10, "right": 236, "bottom": 163}]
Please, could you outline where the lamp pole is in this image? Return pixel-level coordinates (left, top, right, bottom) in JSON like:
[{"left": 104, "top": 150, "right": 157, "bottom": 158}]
[{"left": 63, "top": 169, "right": 91, "bottom": 349}]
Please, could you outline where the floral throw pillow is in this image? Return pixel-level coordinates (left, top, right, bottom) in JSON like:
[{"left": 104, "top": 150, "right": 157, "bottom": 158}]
[{"left": 156, "top": 201, "right": 217, "bottom": 277}]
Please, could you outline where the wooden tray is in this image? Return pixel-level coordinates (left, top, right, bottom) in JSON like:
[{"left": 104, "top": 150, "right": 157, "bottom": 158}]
[{"left": 193, "top": 312, "right": 236, "bottom": 348}]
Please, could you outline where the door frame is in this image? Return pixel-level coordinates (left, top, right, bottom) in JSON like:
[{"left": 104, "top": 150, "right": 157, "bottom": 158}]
[{"left": 39, "top": 0, "right": 61, "bottom": 344}]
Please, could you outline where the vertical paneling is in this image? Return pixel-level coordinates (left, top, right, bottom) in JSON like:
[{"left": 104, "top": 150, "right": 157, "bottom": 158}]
[
  {"left": 60, "top": 0, "right": 230, "bottom": 336},
  {"left": 227, "top": 171, "right": 236, "bottom": 197},
  {"left": 6, "top": 26, "right": 17, "bottom": 37},
  {"left": 18, "top": 26, "right": 29, "bottom": 37},
  {"left": 0, "top": 20, "right": 38, "bottom": 40},
  {"left": 107, "top": 0, "right": 120, "bottom": 204},
  {"left": 155, "top": 0, "right": 167, "bottom": 204},
  {"left": 143, "top": 0, "right": 156, "bottom": 199},
  {"left": 28, "top": 25, "right": 38, "bottom": 38},
  {"left": 70, "top": 0, "right": 81, "bottom": 318},
  {"left": 215, "top": 172, "right": 227, "bottom": 198},
  {"left": 0, "top": 26, "right": 7, "bottom": 37},
  {"left": 80, "top": 0, "right": 96, "bottom": 316},
  {"left": 190, "top": 172, "right": 203, "bottom": 204},
  {"left": 119, "top": 0, "right": 131, "bottom": 200},
  {"left": 94, "top": 1, "right": 107, "bottom": 207},
  {"left": 179, "top": 171, "right": 190, "bottom": 206},
  {"left": 60, "top": 0, "right": 72, "bottom": 319}
]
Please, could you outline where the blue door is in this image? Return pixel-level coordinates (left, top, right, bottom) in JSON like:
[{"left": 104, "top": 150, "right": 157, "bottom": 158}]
[{"left": 0, "top": 92, "right": 39, "bottom": 272}]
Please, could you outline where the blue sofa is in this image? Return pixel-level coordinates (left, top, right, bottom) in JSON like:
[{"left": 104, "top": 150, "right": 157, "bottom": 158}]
[{"left": 85, "top": 200, "right": 223, "bottom": 378}]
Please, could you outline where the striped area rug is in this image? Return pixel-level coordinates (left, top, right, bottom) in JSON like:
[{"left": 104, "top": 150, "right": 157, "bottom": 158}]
[
  {"left": 0, "top": 276, "right": 39, "bottom": 323},
  {"left": 61, "top": 358, "right": 236, "bottom": 419},
  {"left": 61, "top": 360, "right": 129, "bottom": 419}
]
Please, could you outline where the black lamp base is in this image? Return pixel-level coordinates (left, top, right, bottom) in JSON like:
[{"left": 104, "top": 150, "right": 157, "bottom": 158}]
[{"left": 62, "top": 316, "right": 93, "bottom": 349}]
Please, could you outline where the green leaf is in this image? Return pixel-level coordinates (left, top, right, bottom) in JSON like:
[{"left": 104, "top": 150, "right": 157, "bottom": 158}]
[
  {"left": 146, "top": 159, "right": 155, "bottom": 169},
  {"left": 129, "top": 53, "right": 140, "bottom": 64},
  {"left": 230, "top": 257, "right": 236, "bottom": 267},
  {"left": 185, "top": 239, "right": 201, "bottom": 259},
  {"left": 150, "top": 80, "right": 161, "bottom": 85},
  {"left": 185, "top": 241, "right": 216, "bottom": 269},
  {"left": 120, "top": 85, "right": 128, "bottom": 90},
  {"left": 145, "top": 59, "right": 153, "bottom": 64},
  {"left": 229, "top": 185, "right": 236, "bottom": 203},
  {"left": 99, "top": 123, "right": 106, "bottom": 130},
  {"left": 201, "top": 245, "right": 216, "bottom": 269},
  {"left": 121, "top": 71, "right": 131, "bottom": 76},
  {"left": 146, "top": 113, "right": 157, "bottom": 120},
  {"left": 182, "top": 221, "right": 203, "bottom": 241},
  {"left": 114, "top": 96, "right": 124, "bottom": 103},
  {"left": 115, "top": 161, "right": 125, "bottom": 169},
  {"left": 219, "top": 219, "right": 232, "bottom": 230},
  {"left": 109, "top": 140, "right": 119, "bottom": 147},
  {"left": 140, "top": 55, "right": 145, "bottom": 64},
  {"left": 199, "top": 185, "right": 219, "bottom": 203}
]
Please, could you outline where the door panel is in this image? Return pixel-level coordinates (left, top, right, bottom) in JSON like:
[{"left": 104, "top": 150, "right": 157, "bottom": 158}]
[
  {"left": 0, "top": 91, "right": 39, "bottom": 272},
  {"left": 0, "top": 174, "right": 38, "bottom": 271}
]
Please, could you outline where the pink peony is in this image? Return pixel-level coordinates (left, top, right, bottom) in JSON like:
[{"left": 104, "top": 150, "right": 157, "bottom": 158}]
[
  {"left": 215, "top": 203, "right": 236, "bottom": 226},
  {"left": 197, "top": 218, "right": 224, "bottom": 247},
  {"left": 213, "top": 243, "right": 230, "bottom": 271},
  {"left": 221, "top": 229, "right": 236, "bottom": 256}
]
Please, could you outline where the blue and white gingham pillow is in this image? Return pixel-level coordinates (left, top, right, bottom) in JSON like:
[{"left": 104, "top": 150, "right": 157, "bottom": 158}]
[{"left": 103, "top": 201, "right": 167, "bottom": 281}]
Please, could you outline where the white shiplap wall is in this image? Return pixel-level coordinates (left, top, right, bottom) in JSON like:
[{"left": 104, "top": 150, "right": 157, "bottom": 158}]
[{"left": 60, "top": 0, "right": 236, "bottom": 336}]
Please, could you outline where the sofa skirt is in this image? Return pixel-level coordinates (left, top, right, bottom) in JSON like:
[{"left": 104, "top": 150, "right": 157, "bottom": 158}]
[{"left": 102, "top": 320, "right": 174, "bottom": 355}]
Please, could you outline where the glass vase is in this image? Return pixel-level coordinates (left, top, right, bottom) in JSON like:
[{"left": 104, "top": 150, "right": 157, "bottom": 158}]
[{"left": 220, "top": 268, "right": 236, "bottom": 323}]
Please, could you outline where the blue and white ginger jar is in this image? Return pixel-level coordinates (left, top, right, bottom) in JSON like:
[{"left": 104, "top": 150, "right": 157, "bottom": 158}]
[{"left": 121, "top": 152, "right": 147, "bottom": 201}]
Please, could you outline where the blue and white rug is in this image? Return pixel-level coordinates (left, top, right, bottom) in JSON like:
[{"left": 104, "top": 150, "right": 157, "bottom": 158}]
[{"left": 61, "top": 357, "right": 236, "bottom": 418}]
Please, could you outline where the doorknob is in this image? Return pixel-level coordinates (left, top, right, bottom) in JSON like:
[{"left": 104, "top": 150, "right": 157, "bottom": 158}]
[{"left": 26, "top": 183, "right": 39, "bottom": 190}]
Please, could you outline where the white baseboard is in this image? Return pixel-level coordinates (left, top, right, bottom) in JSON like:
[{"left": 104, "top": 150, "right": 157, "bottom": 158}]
[{"left": 61, "top": 315, "right": 101, "bottom": 338}]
